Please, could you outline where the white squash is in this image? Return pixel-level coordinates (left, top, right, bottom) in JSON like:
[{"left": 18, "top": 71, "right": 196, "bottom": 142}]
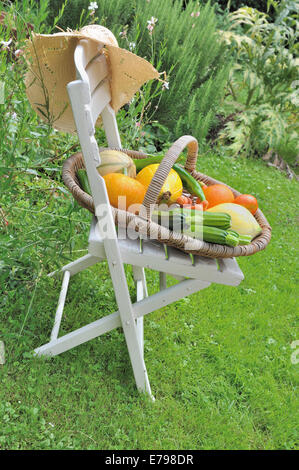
[
  {"left": 207, "top": 203, "right": 261, "bottom": 239},
  {"left": 98, "top": 150, "right": 136, "bottom": 178}
]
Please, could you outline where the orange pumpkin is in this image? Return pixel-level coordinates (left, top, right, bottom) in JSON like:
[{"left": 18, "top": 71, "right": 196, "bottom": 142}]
[{"left": 103, "top": 173, "right": 146, "bottom": 213}]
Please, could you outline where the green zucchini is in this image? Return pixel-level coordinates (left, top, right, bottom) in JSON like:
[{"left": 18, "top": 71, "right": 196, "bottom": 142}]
[
  {"left": 151, "top": 211, "right": 187, "bottom": 231},
  {"left": 187, "top": 225, "right": 239, "bottom": 247},
  {"left": 166, "top": 208, "right": 232, "bottom": 230},
  {"left": 237, "top": 234, "right": 252, "bottom": 245},
  {"left": 77, "top": 169, "right": 91, "bottom": 195},
  {"left": 151, "top": 209, "right": 237, "bottom": 246}
]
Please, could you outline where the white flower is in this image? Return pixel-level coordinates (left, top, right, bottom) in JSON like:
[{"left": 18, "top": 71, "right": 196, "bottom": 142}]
[
  {"left": 147, "top": 17, "right": 158, "bottom": 26},
  {"left": 129, "top": 42, "right": 136, "bottom": 51},
  {"left": 1, "top": 39, "right": 12, "bottom": 50},
  {"left": 88, "top": 2, "right": 98, "bottom": 11},
  {"left": 147, "top": 17, "right": 157, "bottom": 35},
  {"left": 162, "top": 81, "right": 169, "bottom": 90}
]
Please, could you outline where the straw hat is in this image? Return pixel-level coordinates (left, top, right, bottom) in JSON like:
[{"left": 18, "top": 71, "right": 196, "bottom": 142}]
[{"left": 25, "top": 25, "right": 159, "bottom": 133}]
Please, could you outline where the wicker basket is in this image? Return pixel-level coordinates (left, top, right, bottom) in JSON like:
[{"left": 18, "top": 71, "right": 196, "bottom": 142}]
[{"left": 62, "top": 136, "right": 271, "bottom": 259}]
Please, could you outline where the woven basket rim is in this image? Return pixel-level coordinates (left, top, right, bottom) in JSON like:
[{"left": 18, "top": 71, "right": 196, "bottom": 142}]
[{"left": 62, "top": 149, "right": 272, "bottom": 259}]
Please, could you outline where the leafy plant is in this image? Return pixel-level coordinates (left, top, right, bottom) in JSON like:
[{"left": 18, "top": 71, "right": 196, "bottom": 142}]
[
  {"left": 218, "top": 2, "right": 299, "bottom": 169},
  {"left": 0, "top": 1, "right": 86, "bottom": 287},
  {"left": 198, "top": 0, "right": 273, "bottom": 14},
  {"left": 129, "top": 0, "right": 232, "bottom": 146}
]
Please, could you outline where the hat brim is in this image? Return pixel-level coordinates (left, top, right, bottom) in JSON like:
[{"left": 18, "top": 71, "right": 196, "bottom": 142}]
[{"left": 25, "top": 31, "right": 159, "bottom": 133}]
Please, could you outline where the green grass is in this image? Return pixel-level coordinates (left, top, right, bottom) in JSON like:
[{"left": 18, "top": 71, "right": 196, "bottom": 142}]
[{"left": 0, "top": 152, "right": 298, "bottom": 450}]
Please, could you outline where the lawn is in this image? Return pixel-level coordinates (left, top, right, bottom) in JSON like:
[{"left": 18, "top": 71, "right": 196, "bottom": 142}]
[{"left": 1, "top": 151, "right": 298, "bottom": 450}]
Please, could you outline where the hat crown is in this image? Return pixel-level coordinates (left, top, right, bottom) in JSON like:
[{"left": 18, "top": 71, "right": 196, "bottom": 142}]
[{"left": 79, "top": 25, "right": 118, "bottom": 47}]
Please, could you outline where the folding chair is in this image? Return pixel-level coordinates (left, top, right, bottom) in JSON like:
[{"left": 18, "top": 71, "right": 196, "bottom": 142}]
[{"left": 34, "top": 38, "right": 244, "bottom": 400}]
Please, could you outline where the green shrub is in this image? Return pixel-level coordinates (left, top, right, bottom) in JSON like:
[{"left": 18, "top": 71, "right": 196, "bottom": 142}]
[
  {"left": 194, "top": 1, "right": 272, "bottom": 14},
  {"left": 46, "top": 0, "right": 135, "bottom": 32},
  {"left": 46, "top": 0, "right": 90, "bottom": 30},
  {"left": 218, "top": 2, "right": 299, "bottom": 164},
  {"left": 130, "top": 0, "right": 231, "bottom": 145},
  {"left": 0, "top": 0, "right": 83, "bottom": 274}
]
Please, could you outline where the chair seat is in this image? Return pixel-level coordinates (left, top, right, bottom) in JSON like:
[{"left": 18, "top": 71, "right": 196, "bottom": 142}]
[{"left": 88, "top": 217, "right": 244, "bottom": 287}]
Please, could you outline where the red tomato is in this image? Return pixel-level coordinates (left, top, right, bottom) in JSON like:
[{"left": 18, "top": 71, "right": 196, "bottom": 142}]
[{"left": 234, "top": 194, "right": 258, "bottom": 215}]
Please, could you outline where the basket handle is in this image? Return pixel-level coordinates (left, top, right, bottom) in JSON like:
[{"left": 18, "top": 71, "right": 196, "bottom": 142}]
[{"left": 142, "top": 135, "right": 198, "bottom": 217}]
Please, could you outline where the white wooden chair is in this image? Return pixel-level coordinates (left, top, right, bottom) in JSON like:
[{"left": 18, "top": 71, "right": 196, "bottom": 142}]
[{"left": 34, "top": 39, "right": 244, "bottom": 400}]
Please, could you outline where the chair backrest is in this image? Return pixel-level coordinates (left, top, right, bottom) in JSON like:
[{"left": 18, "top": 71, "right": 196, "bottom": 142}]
[
  {"left": 67, "top": 39, "right": 121, "bottom": 207},
  {"left": 67, "top": 39, "right": 139, "bottom": 332},
  {"left": 67, "top": 39, "right": 121, "bottom": 242}
]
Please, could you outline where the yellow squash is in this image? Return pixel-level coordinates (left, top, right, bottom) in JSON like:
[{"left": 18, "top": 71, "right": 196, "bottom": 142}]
[
  {"left": 136, "top": 164, "right": 183, "bottom": 204},
  {"left": 207, "top": 203, "right": 262, "bottom": 239}
]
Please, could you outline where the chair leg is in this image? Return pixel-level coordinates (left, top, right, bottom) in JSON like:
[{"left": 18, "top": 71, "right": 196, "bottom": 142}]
[
  {"left": 132, "top": 266, "right": 148, "bottom": 360},
  {"left": 159, "top": 272, "right": 167, "bottom": 290},
  {"left": 106, "top": 254, "right": 153, "bottom": 399},
  {"left": 50, "top": 270, "right": 71, "bottom": 341},
  {"left": 39, "top": 254, "right": 102, "bottom": 346}
]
